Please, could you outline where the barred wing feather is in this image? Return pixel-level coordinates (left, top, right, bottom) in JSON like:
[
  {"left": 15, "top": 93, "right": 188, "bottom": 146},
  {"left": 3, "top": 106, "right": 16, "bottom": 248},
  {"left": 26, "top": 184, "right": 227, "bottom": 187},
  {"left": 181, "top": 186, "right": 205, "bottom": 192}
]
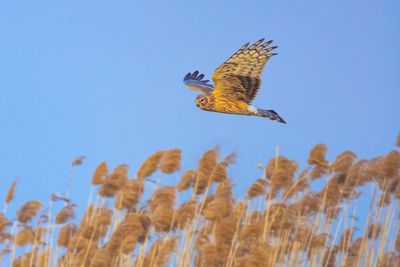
[{"left": 183, "top": 71, "right": 214, "bottom": 94}]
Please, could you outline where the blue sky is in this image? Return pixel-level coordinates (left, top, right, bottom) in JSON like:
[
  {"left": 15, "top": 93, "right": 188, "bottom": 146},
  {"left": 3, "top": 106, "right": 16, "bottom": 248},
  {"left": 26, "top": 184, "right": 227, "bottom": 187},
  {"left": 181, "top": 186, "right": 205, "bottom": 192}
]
[{"left": 0, "top": 0, "right": 399, "bottom": 218}]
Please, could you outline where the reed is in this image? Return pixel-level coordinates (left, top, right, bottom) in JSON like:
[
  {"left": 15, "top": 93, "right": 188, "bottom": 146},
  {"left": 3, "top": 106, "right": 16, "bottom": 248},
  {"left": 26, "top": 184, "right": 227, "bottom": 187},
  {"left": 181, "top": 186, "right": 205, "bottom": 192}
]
[{"left": 0, "top": 138, "right": 399, "bottom": 267}]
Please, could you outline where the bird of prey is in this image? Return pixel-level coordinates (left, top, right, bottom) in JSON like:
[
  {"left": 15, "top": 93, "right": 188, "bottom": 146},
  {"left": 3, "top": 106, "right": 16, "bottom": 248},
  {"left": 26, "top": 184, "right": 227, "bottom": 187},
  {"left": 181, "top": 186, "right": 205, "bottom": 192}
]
[{"left": 183, "top": 38, "right": 286, "bottom": 124}]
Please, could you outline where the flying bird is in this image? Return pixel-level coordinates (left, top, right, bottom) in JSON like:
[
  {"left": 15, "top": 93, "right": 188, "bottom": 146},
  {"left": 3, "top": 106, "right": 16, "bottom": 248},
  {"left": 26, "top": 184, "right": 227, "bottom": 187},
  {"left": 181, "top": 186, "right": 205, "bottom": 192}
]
[{"left": 183, "top": 38, "right": 286, "bottom": 124}]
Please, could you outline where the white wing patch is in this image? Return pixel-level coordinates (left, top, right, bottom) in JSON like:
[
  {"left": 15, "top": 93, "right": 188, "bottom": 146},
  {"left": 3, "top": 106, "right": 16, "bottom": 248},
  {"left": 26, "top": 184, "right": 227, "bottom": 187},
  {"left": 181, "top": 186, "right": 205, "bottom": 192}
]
[{"left": 248, "top": 105, "right": 258, "bottom": 113}]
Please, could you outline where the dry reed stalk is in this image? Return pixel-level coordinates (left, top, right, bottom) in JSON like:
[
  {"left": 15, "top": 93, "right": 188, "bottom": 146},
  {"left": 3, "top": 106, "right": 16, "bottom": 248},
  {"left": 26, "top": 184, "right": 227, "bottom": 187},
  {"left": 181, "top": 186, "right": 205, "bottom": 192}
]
[
  {"left": 367, "top": 223, "right": 382, "bottom": 240},
  {"left": 382, "top": 150, "right": 400, "bottom": 178},
  {"left": 260, "top": 188, "right": 276, "bottom": 242},
  {"left": 209, "top": 153, "right": 236, "bottom": 183},
  {"left": 98, "top": 164, "right": 128, "bottom": 197},
  {"left": 91, "top": 161, "right": 108, "bottom": 185},
  {"left": 108, "top": 212, "right": 151, "bottom": 254},
  {"left": 82, "top": 204, "right": 113, "bottom": 231},
  {"left": 177, "top": 169, "right": 196, "bottom": 192},
  {"left": 225, "top": 229, "right": 242, "bottom": 266},
  {"left": 69, "top": 204, "right": 113, "bottom": 266},
  {"left": 209, "top": 163, "right": 228, "bottom": 183},
  {"left": 318, "top": 174, "right": 346, "bottom": 221},
  {"left": 50, "top": 193, "right": 70, "bottom": 203},
  {"left": 65, "top": 156, "right": 86, "bottom": 200},
  {"left": 32, "top": 227, "right": 47, "bottom": 245},
  {"left": 193, "top": 148, "right": 219, "bottom": 196},
  {"left": 338, "top": 228, "right": 355, "bottom": 252},
  {"left": 351, "top": 187, "right": 378, "bottom": 267},
  {"left": 247, "top": 179, "right": 268, "bottom": 198},
  {"left": 37, "top": 249, "right": 51, "bottom": 267},
  {"left": 3, "top": 178, "right": 17, "bottom": 214},
  {"left": 308, "top": 144, "right": 329, "bottom": 166},
  {"left": 16, "top": 200, "right": 42, "bottom": 223},
  {"left": 149, "top": 186, "right": 176, "bottom": 212},
  {"left": 215, "top": 180, "right": 233, "bottom": 199},
  {"left": 308, "top": 233, "right": 331, "bottom": 265},
  {"left": 185, "top": 186, "right": 216, "bottom": 265},
  {"left": 0, "top": 214, "right": 10, "bottom": 233},
  {"left": 235, "top": 243, "right": 277, "bottom": 267},
  {"left": 331, "top": 151, "right": 357, "bottom": 174},
  {"left": 2, "top": 144, "right": 400, "bottom": 266},
  {"left": 215, "top": 215, "right": 237, "bottom": 245},
  {"left": 133, "top": 235, "right": 150, "bottom": 267},
  {"left": 12, "top": 252, "right": 35, "bottom": 267},
  {"left": 0, "top": 249, "right": 11, "bottom": 266},
  {"left": 0, "top": 232, "right": 12, "bottom": 244},
  {"left": 202, "top": 197, "right": 233, "bottom": 221},
  {"left": 159, "top": 148, "right": 182, "bottom": 174},
  {"left": 151, "top": 204, "right": 174, "bottom": 232},
  {"left": 72, "top": 156, "right": 86, "bottom": 167},
  {"left": 310, "top": 164, "right": 329, "bottom": 180},
  {"left": 300, "top": 212, "right": 325, "bottom": 264},
  {"left": 55, "top": 204, "right": 76, "bottom": 224},
  {"left": 57, "top": 224, "right": 77, "bottom": 248},
  {"left": 265, "top": 156, "right": 298, "bottom": 195},
  {"left": 282, "top": 170, "right": 310, "bottom": 200},
  {"left": 14, "top": 227, "right": 34, "bottom": 247},
  {"left": 181, "top": 150, "right": 224, "bottom": 261},
  {"left": 139, "top": 237, "right": 177, "bottom": 267},
  {"left": 374, "top": 201, "right": 398, "bottom": 267},
  {"left": 183, "top": 204, "right": 213, "bottom": 265},
  {"left": 274, "top": 230, "right": 293, "bottom": 265},
  {"left": 176, "top": 223, "right": 196, "bottom": 267},
  {"left": 90, "top": 247, "right": 115, "bottom": 267},
  {"left": 114, "top": 179, "right": 144, "bottom": 210},
  {"left": 174, "top": 200, "right": 196, "bottom": 229},
  {"left": 136, "top": 151, "right": 165, "bottom": 180},
  {"left": 44, "top": 198, "right": 56, "bottom": 266},
  {"left": 195, "top": 242, "right": 228, "bottom": 267},
  {"left": 339, "top": 209, "right": 358, "bottom": 266},
  {"left": 322, "top": 207, "right": 348, "bottom": 267},
  {"left": 364, "top": 208, "right": 388, "bottom": 265},
  {"left": 376, "top": 252, "right": 398, "bottom": 267}
]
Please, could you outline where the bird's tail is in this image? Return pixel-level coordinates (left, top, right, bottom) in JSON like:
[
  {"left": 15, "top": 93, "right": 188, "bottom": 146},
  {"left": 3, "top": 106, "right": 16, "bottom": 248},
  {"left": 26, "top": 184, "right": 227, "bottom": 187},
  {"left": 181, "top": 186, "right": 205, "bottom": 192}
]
[{"left": 257, "top": 108, "right": 286, "bottom": 124}]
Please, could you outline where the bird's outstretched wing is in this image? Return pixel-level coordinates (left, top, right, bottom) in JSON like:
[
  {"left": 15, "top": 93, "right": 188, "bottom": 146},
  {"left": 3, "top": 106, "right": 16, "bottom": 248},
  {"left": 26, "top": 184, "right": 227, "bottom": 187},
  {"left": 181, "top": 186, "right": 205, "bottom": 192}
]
[
  {"left": 211, "top": 38, "right": 277, "bottom": 104},
  {"left": 183, "top": 71, "right": 214, "bottom": 94}
]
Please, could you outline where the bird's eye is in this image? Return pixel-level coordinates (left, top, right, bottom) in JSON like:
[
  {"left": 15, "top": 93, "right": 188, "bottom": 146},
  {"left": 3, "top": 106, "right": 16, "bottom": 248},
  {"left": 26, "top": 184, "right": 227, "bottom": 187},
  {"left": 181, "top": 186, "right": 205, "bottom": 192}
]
[{"left": 200, "top": 98, "right": 206, "bottom": 104}]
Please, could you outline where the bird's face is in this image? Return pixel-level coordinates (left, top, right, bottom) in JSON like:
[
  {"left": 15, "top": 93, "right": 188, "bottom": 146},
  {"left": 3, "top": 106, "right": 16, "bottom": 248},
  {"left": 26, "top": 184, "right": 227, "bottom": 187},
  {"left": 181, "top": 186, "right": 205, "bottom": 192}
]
[{"left": 195, "top": 94, "right": 211, "bottom": 110}]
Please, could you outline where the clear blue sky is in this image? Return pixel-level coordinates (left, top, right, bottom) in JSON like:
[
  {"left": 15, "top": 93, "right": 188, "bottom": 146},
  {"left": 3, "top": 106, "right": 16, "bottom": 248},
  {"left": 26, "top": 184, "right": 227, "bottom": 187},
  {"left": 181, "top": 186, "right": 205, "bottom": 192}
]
[{"left": 0, "top": 0, "right": 399, "bottom": 217}]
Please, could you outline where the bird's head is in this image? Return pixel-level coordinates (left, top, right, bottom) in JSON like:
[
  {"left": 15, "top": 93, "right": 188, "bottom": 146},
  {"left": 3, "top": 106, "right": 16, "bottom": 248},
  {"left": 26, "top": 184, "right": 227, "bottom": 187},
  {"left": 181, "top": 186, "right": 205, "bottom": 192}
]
[{"left": 195, "top": 94, "right": 212, "bottom": 110}]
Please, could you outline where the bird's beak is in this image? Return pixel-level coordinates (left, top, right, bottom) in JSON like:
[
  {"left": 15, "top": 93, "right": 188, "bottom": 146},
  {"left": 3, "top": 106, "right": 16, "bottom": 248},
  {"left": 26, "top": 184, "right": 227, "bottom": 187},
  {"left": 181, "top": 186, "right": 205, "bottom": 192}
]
[{"left": 195, "top": 99, "right": 199, "bottom": 107}]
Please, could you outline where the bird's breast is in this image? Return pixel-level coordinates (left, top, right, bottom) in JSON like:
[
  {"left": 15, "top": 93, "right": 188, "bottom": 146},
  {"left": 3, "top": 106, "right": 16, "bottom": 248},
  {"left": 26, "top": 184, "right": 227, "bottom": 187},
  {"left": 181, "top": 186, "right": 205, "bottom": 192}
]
[{"left": 210, "top": 99, "right": 252, "bottom": 115}]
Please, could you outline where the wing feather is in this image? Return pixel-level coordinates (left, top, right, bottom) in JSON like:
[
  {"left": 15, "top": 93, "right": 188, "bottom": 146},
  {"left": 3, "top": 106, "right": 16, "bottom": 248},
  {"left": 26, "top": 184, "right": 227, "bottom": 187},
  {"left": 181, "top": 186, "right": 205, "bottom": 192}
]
[
  {"left": 211, "top": 38, "right": 277, "bottom": 103},
  {"left": 183, "top": 71, "right": 214, "bottom": 94}
]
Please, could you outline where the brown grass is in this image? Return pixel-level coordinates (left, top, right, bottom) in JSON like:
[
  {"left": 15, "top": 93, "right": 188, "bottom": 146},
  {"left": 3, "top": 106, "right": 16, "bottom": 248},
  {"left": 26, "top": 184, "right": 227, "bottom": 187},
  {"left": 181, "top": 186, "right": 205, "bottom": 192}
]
[
  {"left": 0, "top": 136, "right": 399, "bottom": 266},
  {"left": 5, "top": 179, "right": 17, "bottom": 206}
]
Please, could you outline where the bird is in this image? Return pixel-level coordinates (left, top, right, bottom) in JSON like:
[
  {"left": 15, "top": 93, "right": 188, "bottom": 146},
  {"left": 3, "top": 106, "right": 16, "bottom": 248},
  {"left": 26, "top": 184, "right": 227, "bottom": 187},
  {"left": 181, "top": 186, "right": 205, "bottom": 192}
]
[{"left": 183, "top": 38, "right": 286, "bottom": 124}]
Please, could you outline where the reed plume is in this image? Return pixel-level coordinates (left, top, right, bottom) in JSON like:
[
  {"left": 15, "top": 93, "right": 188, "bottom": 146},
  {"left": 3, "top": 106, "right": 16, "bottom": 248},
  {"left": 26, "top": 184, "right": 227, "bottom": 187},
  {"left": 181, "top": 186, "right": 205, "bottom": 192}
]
[
  {"left": 16, "top": 200, "right": 42, "bottom": 223},
  {"left": 4, "top": 178, "right": 17, "bottom": 206},
  {"left": 159, "top": 148, "right": 182, "bottom": 174},
  {"left": 98, "top": 164, "right": 128, "bottom": 197},
  {"left": 1, "top": 135, "right": 400, "bottom": 266},
  {"left": 55, "top": 203, "right": 76, "bottom": 224},
  {"left": 177, "top": 169, "right": 196, "bottom": 192},
  {"left": 91, "top": 161, "right": 108, "bottom": 185},
  {"left": 115, "top": 179, "right": 144, "bottom": 210},
  {"left": 136, "top": 151, "right": 164, "bottom": 180}
]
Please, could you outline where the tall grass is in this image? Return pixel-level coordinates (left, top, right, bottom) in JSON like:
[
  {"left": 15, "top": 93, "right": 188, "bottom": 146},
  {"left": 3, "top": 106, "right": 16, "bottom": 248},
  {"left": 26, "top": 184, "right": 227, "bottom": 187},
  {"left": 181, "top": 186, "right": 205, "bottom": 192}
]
[{"left": 1, "top": 137, "right": 400, "bottom": 267}]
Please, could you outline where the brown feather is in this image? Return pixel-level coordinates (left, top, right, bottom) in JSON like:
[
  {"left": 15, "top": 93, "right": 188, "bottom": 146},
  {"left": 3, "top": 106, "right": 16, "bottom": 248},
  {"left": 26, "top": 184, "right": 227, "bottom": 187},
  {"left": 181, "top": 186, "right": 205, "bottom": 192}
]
[{"left": 211, "top": 38, "right": 277, "bottom": 104}]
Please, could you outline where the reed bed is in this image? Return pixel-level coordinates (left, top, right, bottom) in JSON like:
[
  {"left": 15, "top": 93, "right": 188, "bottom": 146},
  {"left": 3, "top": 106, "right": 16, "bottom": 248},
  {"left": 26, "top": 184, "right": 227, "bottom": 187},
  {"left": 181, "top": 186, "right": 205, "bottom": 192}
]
[{"left": 1, "top": 136, "right": 400, "bottom": 267}]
